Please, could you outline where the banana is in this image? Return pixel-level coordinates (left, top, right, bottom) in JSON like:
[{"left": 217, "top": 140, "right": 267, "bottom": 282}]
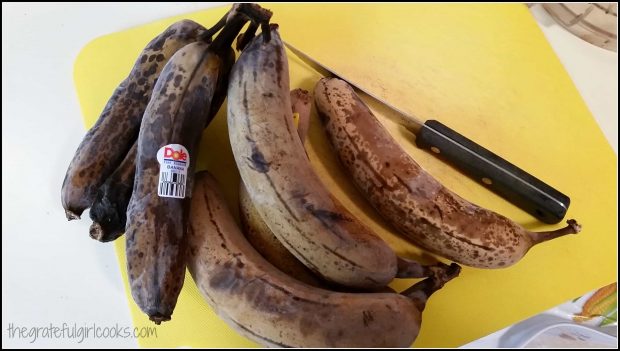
[
  {"left": 188, "top": 171, "right": 461, "bottom": 347},
  {"left": 89, "top": 143, "right": 137, "bottom": 242},
  {"left": 238, "top": 184, "right": 325, "bottom": 288},
  {"left": 61, "top": 19, "right": 206, "bottom": 220},
  {"left": 125, "top": 3, "right": 272, "bottom": 324},
  {"left": 228, "top": 26, "right": 447, "bottom": 289},
  {"left": 238, "top": 89, "right": 324, "bottom": 287},
  {"left": 89, "top": 51, "right": 233, "bottom": 243},
  {"left": 314, "top": 77, "right": 582, "bottom": 269}
]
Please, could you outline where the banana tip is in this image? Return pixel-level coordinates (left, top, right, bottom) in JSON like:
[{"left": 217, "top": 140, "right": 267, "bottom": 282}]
[
  {"left": 435, "top": 263, "right": 461, "bottom": 285},
  {"left": 291, "top": 89, "right": 311, "bottom": 104},
  {"left": 566, "top": 219, "right": 582, "bottom": 234},
  {"left": 149, "top": 314, "right": 171, "bottom": 325},
  {"left": 65, "top": 210, "right": 81, "bottom": 221},
  {"left": 446, "top": 263, "right": 461, "bottom": 280},
  {"left": 89, "top": 222, "right": 104, "bottom": 241}
]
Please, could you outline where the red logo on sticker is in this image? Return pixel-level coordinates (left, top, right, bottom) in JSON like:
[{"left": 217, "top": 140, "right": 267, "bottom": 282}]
[{"left": 163, "top": 147, "right": 187, "bottom": 161}]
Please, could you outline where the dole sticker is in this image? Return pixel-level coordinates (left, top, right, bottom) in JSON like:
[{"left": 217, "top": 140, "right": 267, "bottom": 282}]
[{"left": 156, "top": 144, "right": 189, "bottom": 199}]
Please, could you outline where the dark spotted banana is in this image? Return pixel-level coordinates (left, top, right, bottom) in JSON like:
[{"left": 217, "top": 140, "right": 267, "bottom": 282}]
[
  {"left": 188, "top": 171, "right": 461, "bottom": 347},
  {"left": 314, "top": 77, "right": 582, "bottom": 269},
  {"left": 125, "top": 3, "right": 272, "bottom": 324},
  {"left": 89, "top": 54, "right": 232, "bottom": 243}
]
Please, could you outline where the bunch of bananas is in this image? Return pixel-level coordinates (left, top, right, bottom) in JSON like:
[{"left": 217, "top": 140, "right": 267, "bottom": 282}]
[{"left": 62, "top": 3, "right": 581, "bottom": 347}]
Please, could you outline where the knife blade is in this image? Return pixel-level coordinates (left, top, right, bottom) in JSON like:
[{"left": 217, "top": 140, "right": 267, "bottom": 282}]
[{"left": 284, "top": 41, "right": 570, "bottom": 224}]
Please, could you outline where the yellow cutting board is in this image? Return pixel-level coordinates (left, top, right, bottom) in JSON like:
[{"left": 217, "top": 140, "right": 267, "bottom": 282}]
[{"left": 73, "top": 4, "right": 617, "bottom": 347}]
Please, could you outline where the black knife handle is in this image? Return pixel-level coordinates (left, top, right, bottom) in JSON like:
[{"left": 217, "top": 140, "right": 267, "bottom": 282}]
[{"left": 416, "top": 120, "right": 570, "bottom": 224}]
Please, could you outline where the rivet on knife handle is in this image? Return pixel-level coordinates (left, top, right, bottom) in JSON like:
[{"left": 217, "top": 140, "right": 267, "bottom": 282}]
[{"left": 416, "top": 120, "right": 570, "bottom": 224}]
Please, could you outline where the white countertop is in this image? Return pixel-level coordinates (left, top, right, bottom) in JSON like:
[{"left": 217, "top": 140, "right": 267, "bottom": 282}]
[{"left": 1, "top": 3, "right": 616, "bottom": 348}]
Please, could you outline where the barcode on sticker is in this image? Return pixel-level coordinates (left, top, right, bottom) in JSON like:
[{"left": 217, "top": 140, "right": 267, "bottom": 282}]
[
  {"left": 158, "top": 172, "right": 186, "bottom": 198},
  {"left": 156, "top": 144, "right": 190, "bottom": 199}
]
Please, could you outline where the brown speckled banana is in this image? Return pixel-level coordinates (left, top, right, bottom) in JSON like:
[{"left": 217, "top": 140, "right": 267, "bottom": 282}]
[
  {"left": 61, "top": 19, "right": 207, "bottom": 220},
  {"left": 188, "top": 171, "right": 461, "bottom": 347},
  {"left": 238, "top": 88, "right": 324, "bottom": 287},
  {"left": 314, "top": 78, "right": 582, "bottom": 269},
  {"left": 124, "top": 5, "right": 269, "bottom": 323}
]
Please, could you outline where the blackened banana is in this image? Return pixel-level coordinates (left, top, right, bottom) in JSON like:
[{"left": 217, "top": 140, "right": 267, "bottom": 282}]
[{"left": 125, "top": 4, "right": 272, "bottom": 324}]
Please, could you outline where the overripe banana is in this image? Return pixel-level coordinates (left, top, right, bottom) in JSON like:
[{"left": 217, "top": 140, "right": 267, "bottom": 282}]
[
  {"left": 61, "top": 19, "right": 207, "bottom": 220},
  {"left": 228, "top": 26, "right": 447, "bottom": 289},
  {"left": 188, "top": 171, "right": 461, "bottom": 347},
  {"left": 124, "top": 4, "right": 273, "bottom": 323},
  {"left": 238, "top": 89, "right": 324, "bottom": 287},
  {"left": 89, "top": 51, "right": 233, "bottom": 243},
  {"left": 125, "top": 40, "right": 230, "bottom": 324},
  {"left": 314, "top": 77, "right": 582, "bottom": 269}
]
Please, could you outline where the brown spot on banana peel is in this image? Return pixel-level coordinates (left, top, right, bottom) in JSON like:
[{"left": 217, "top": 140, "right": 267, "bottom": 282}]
[
  {"left": 189, "top": 172, "right": 456, "bottom": 347},
  {"left": 314, "top": 78, "right": 582, "bottom": 269},
  {"left": 61, "top": 20, "right": 206, "bottom": 220}
]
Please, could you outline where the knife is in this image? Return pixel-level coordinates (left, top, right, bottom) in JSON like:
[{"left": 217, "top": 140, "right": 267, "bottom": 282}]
[{"left": 284, "top": 41, "right": 570, "bottom": 224}]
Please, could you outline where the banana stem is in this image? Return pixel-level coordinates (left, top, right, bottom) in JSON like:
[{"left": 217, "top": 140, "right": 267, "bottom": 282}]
[
  {"left": 199, "top": 10, "right": 230, "bottom": 43},
  {"left": 238, "top": 3, "right": 273, "bottom": 25},
  {"left": 396, "top": 257, "right": 431, "bottom": 278},
  {"left": 236, "top": 22, "right": 258, "bottom": 51},
  {"left": 234, "top": 3, "right": 274, "bottom": 43},
  {"left": 400, "top": 278, "right": 436, "bottom": 311},
  {"left": 528, "top": 219, "right": 581, "bottom": 245},
  {"left": 395, "top": 257, "right": 455, "bottom": 279},
  {"left": 261, "top": 22, "right": 272, "bottom": 43},
  {"left": 210, "top": 3, "right": 272, "bottom": 52},
  {"left": 210, "top": 15, "right": 247, "bottom": 52},
  {"left": 400, "top": 263, "right": 460, "bottom": 311}
]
